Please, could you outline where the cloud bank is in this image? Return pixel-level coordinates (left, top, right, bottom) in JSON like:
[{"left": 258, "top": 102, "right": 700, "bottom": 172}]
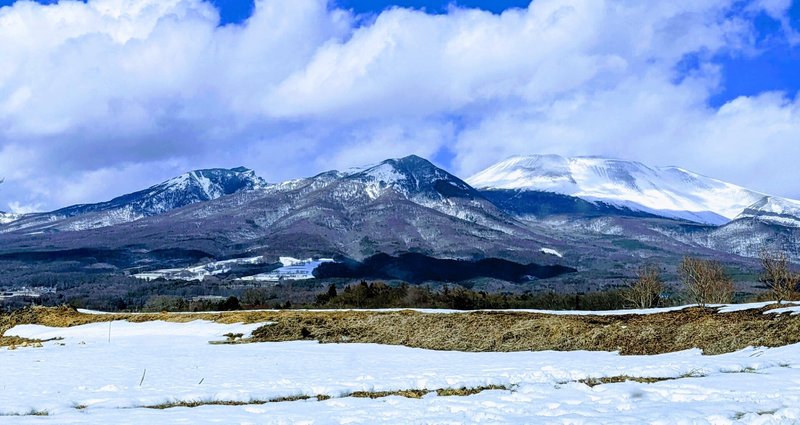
[{"left": 0, "top": 0, "right": 798, "bottom": 211}]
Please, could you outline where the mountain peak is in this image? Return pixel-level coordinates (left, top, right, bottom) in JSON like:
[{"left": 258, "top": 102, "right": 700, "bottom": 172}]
[
  {"left": 388, "top": 154, "right": 428, "bottom": 165},
  {"left": 162, "top": 167, "right": 266, "bottom": 195},
  {"left": 736, "top": 196, "right": 800, "bottom": 227},
  {"left": 1, "top": 166, "right": 268, "bottom": 232},
  {"left": 341, "top": 155, "right": 478, "bottom": 202},
  {"left": 467, "top": 155, "right": 771, "bottom": 225}
]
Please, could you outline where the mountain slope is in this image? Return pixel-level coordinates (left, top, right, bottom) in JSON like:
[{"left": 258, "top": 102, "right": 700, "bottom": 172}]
[
  {"left": 0, "top": 167, "right": 267, "bottom": 232},
  {"left": 736, "top": 196, "right": 800, "bottom": 228},
  {"left": 479, "top": 189, "right": 661, "bottom": 220},
  {"left": 0, "top": 156, "right": 566, "bottom": 266},
  {"left": 467, "top": 155, "right": 769, "bottom": 225}
]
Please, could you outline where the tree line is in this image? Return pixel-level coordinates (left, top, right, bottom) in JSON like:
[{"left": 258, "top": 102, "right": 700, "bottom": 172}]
[{"left": 623, "top": 251, "right": 799, "bottom": 309}]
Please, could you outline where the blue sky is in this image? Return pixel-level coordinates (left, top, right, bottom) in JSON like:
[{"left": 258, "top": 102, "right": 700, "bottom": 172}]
[
  {"left": 0, "top": 0, "right": 799, "bottom": 211},
  {"left": 208, "top": 0, "right": 800, "bottom": 107},
  {"left": 5, "top": 0, "right": 797, "bottom": 113},
  {"left": 227, "top": 0, "right": 800, "bottom": 107},
  {"left": 220, "top": 0, "right": 800, "bottom": 106}
]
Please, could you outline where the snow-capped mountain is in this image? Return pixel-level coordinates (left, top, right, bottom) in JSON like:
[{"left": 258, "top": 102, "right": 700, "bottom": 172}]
[
  {"left": 0, "top": 212, "right": 21, "bottom": 224},
  {"left": 0, "top": 167, "right": 267, "bottom": 232},
  {"left": 321, "top": 155, "right": 527, "bottom": 232},
  {"left": 735, "top": 196, "right": 800, "bottom": 228},
  {"left": 344, "top": 155, "right": 481, "bottom": 202},
  {"left": 467, "top": 155, "right": 774, "bottom": 225},
  {"left": 2, "top": 153, "right": 800, "bottom": 280},
  {"left": 0, "top": 156, "right": 563, "bottom": 266}
]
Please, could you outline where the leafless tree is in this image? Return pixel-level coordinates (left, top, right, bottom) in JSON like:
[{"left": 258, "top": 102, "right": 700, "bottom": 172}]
[
  {"left": 678, "top": 256, "right": 734, "bottom": 306},
  {"left": 760, "top": 251, "right": 800, "bottom": 303},
  {"left": 623, "top": 265, "right": 663, "bottom": 309}
]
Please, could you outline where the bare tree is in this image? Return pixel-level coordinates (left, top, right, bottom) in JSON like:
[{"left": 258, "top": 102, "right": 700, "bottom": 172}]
[
  {"left": 624, "top": 265, "right": 663, "bottom": 309},
  {"left": 760, "top": 251, "right": 800, "bottom": 303},
  {"left": 678, "top": 257, "right": 734, "bottom": 306}
]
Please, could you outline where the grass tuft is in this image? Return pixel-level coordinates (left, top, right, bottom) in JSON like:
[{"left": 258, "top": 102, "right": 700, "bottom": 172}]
[
  {"left": 436, "top": 385, "right": 510, "bottom": 396},
  {"left": 140, "top": 385, "right": 512, "bottom": 409},
  {"left": 0, "top": 409, "right": 49, "bottom": 417},
  {"left": 348, "top": 389, "right": 430, "bottom": 399}
]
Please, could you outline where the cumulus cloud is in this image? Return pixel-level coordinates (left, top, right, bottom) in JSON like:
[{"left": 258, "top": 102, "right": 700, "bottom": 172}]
[{"left": 0, "top": 0, "right": 798, "bottom": 211}]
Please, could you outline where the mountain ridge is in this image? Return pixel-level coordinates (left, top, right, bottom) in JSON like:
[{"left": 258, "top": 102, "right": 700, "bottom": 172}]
[
  {"left": 466, "top": 154, "right": 789, "bottom": 225},
  {"left": 0, "top": 167, "right": 267, "bottom": 233},
  {"left": 0, "top": 154, "right": 798, "bottom": 275}
]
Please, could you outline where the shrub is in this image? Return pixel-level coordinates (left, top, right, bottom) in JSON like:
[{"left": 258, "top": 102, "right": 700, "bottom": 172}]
[
  {"left": 760, "top": 251, "right": 800, "bottom": 302},
  {"left": 623, "top": 265, "right": 663, "bottom": 309},
  {"left": 678, "top": 257, "right": 733, "bottom": 306},
  {"left": 143, "top": 295, "right": 186, "bottom": 312}
]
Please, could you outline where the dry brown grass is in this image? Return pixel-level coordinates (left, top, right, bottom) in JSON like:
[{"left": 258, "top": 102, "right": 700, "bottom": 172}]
[
  {"left": 140, "top": 385, "right": 513, "bottom": 410},
  {"left": 0, "top": 409, "right": 48, "bottom": 417},
  {"left": 3, "top": 304, "right": 800, "bottom": 355},
  {"left": 577, "top": 375, "right": 679, "bottom": 387},
  {"left": 248, "top": 305, "right": 800, "bottom": 355},
  {"left": 348, "top": 389, "right": 430, "bottom": 399},
  {"left": 144, "top": 394, "right": 317, "bottom": 409},
  {"left": 435, "top": 385, "right": 509, "bottom": 396}
]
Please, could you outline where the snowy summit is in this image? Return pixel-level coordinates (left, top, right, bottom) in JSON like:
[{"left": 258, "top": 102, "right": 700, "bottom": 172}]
[{"left": 466, "top": 155, "right": 794, "bottom": 225}]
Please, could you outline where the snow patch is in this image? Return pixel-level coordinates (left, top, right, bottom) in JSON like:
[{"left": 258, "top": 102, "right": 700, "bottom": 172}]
[
  {"left": 0, "top": 211, "right": 22, "bottom": 224},
  {"left": 539, "top": 247, "right": 563, "bottom": 258},
  {"left": 134, "top": 256, "right": 267, "bottom": 281},
  {"left": 240, "top": 257, "right": 335, "bottom": 282}
]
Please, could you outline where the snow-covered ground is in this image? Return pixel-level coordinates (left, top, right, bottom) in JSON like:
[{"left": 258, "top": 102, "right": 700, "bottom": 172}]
[
  {"left": 239, "top": 257, "right": 335, "bottom": 282},
  {"left": 539, "top": 247, "right": 563, "bottom": 258},
  {"left": 134, "top": 256, "right": 334, "bottom": 282},
  {"left": 3, "top": 316, "right": 800, "bottom": 424}
]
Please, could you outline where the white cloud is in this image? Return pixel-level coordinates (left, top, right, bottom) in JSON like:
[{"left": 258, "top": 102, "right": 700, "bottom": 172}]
[
  {"left": 0, "top": 0, "right": 798, "bottom": 211},
  {"left": 7, "top": 201, "right": 43, "bottom": 215}
]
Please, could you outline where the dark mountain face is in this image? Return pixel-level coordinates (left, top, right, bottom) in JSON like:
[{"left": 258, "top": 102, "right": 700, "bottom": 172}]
[
  {"left": 480, "top": 189, "right": 662, "bottom": 220},
  {"left": 313, "top": 253, "right": 577, "bottom": 283}
]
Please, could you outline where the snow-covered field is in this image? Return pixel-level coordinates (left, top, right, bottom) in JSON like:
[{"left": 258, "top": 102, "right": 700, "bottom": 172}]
[
  {"left": 134, "top": 256, "right": 334, "bottom": 282},
  {"left": 239, "top": 257, "right": 335, "bottom": 282},
  {"left": 3, "top": 316, "right": 800, "bottom": 424}
]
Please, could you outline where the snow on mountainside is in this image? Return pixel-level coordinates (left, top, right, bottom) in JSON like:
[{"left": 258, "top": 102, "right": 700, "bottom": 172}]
[
  {"left": 103, "top": 166, "right": 267, "bottom": 217},
  {"left": 467, "top": 155, "right": 778, "bottom": 225},
  {"left": 0, "top": 212, "right": 21, "bottom": 224},
  {"left": 345, "top": 155, "right": 479, "bottom": 202},
  {"left": 736, "top": 196, "right": 800, "bottom": 227},
  {"left": 0, "top": 167, "right": 267, "bottom": 233}
]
